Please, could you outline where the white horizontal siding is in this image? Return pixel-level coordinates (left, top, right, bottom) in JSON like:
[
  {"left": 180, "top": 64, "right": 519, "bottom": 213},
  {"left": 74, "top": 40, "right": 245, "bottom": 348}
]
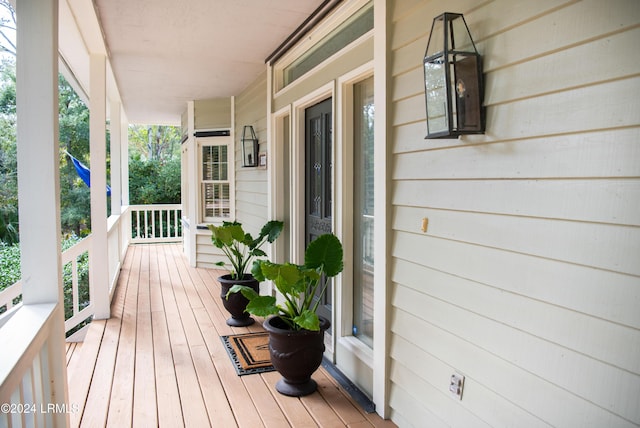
[
  {"left": 393, "top": 76, "right": 640, "bottom": 136},
  {"left": 387, "top": 0, "right": 640, "bottom": 426},
  {"left": 390, "top": 334, "right": 550, "bottom": 427},
  {"left": 394, "top": 205, "right": 640, "bottom": 288},
  {"left": 393, "top": 281, "right": 640, "bottom": 422},
  {"left": 194, "top": 98, "right": 231, "bottom": 130},
  {"left": 393, "top": 129, "right": 640, "bottom": 179},
  {"left": 391, "top": 308, "right": 636, "bottom": 427},
  {"left": 195, "top": 233, "right": 226, "bottom": 269},
  {"left": 234, "top": 70, "right": 270, "bottom": 236},
  {"left": 394, "top": 179, "right": 640, "bottom": 226}
]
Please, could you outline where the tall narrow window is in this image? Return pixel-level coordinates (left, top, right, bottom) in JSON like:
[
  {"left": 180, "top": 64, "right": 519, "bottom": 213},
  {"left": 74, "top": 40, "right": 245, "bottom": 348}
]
[
  {"left": 353, "top": 76, "right": 374, "bottom": 347},
  {"left": 201, "top": 141, "right": 231, "bottom": 221}
]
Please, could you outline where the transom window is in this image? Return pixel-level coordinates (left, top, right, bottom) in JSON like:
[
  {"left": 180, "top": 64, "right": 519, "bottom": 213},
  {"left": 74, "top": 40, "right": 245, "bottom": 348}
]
[{"left": 275, "top": 2, "right": 374, "bottom": 91}]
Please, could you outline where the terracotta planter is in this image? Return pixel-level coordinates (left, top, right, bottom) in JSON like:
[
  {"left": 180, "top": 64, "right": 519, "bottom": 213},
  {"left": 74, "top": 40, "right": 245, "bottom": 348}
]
[
  {"left": 218, "top": 274, "right": 259, "bottom": 327},
  {"left": 264, "top": 315, "right": 330, "bottom": 396}
]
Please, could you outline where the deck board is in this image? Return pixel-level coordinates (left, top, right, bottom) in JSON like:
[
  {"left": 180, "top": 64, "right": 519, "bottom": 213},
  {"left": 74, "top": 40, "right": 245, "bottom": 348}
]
[
  {"left": 132, "top": 245, "right": 158, "bottom": 427},
  {"left": 66, "top": 243, "right": 396, "bottom": 428},
  {"left": 107, "top": 244, "right": 140, "bottom": 427},
  {"left": 158, "top": 245, "right": 211, "bottom": 428}
]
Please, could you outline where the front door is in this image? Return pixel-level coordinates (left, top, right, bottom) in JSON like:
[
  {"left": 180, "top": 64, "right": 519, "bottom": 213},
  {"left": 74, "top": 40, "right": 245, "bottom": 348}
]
[{"left": 305, "top": 97, "right": 332, "bottom": 323}]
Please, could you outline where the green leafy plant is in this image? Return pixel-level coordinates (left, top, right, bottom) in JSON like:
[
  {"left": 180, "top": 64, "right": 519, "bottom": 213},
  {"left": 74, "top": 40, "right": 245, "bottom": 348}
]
[
  {"left": 228, "top": 234, "right": 343, "bottom": 331},
  {"left": 208, "top": 220, "right": 284, "bottom": 280}
]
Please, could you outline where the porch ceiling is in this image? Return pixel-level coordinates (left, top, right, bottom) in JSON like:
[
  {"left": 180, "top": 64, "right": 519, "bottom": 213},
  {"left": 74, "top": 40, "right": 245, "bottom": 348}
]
[{"left": 93, "top": 0, "right": 326, "bottom": 125}]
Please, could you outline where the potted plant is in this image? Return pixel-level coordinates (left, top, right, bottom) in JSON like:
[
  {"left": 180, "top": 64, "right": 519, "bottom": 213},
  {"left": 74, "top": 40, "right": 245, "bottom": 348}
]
[
  {"left": 208, "top": 220, "right": 283, "bottom": 326},
  {"left": 228, "top": 233, "right": 343, "bottom": 396}
]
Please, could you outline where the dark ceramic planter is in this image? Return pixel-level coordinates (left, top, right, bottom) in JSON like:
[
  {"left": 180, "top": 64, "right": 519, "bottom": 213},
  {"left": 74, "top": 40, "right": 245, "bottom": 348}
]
[
  {"left": 264, "top": 315, "right": 330, "bottom": 397},
  {"left": 218, "top": 274, "right": 259, "bottom": 327}
]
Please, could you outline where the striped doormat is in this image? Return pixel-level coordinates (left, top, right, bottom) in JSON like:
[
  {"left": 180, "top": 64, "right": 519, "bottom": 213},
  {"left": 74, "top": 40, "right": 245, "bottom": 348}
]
[{"left": 220, "top": 332, "right": 275, "bottom": 376}]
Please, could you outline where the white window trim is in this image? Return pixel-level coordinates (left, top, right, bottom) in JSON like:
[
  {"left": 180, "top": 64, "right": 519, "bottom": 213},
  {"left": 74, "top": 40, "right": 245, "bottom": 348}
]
[{"left": 197, "top": 134, "right": 235, "bottom": 224}]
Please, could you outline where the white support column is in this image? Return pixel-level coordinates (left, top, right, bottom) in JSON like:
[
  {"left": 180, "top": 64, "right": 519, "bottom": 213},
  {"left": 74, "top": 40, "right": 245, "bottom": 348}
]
[
  {"left": 89, "top": 53, "right": 110, "bottom": 319},
  {"left": 16, "top": 0, "right": 69, "bottom": 423},
  {"left": 373, "top": 0, "right": 390, "bottom": 418},
  {"left": 110, "top": 101, "right": 122, "bottom": 216},
  {"left": 266, "top": 63, "right": 285, "bottom": 265},
  {"left": 121, "top": 108, "right": 130, "bottom": 206},
  {"left": 16, "top": 0, "right": 62, "bottom": 306},
  {"left": 186, "top": 101, "right": 197, "bottom": 266}
]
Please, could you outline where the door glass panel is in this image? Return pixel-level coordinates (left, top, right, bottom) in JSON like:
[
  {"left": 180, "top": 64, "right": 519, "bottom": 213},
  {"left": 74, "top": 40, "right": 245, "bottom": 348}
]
[
  {"left": 310, "top": 117, "right": 322, "bottom": 217},
  {"left": 353, "top": 77, "right": 374, "bottom": 347},
  {"left": 306, "top": 98, "right": 333, "bottom": 324}
]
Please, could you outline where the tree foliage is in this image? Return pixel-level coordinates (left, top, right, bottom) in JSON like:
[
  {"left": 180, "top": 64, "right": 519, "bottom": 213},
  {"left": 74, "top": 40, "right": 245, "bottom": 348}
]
[
  {"left": 0, "top": 57, "right": 17, "bottom": 243},
  {"left": 127, "top": 124, "right": 182, "bottom": 205},
  {"left": 0, "top": 0, "right": 181, "bottom": 243},
  {"left": 1, "top": 235, "right": 90, "bottom": 329},
  {"left": 0, "top": 240, "right": 19, "bottom": 290},
  {"left": 128, "top": 155, "right": 181, "bottom": 204},
  {"left": 0, "top": 0, "right": 16, "bottom": 58},
  {"left": 59, "top": 74, "right": 92, "bottom": 236},
  {"left": 128, "top": 124, "right": 181, "bottom": 162}
]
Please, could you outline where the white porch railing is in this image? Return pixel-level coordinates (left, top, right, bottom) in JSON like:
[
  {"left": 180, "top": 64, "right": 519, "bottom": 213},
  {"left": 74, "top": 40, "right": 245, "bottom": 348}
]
[
  {"left": 61, "top": 236, "right": 93, "bottom": 334},
  {"left": 0, "top": 206, "right": 134, "bottom": 425},
  {"left": 129, "top": 204, "right": 182, "bottom": 243},
  {"left": 0, "top": 303, "right": 68, "bottom": 428},
  {"left": 0, "top": 204, "right": 181, "bottom": 333},
  {"left": 0, "top": 237, "right": 94, "bottom": 336},
  {"left": 0, "top": 280, "right": 22, "bottom": 316},
  {"left": 0, "top": 204, "right": 182, "bottom": 423}
]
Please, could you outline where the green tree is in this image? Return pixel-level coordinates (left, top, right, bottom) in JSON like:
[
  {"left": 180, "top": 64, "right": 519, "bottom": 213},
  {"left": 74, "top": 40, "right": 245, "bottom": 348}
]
[
  {"left": 0, "top": 2, "right": 19, "bottom": 243},
  {"left": 128, "top": 124, "right": 181, "bottom": 205},
  {"left": 0, "top": 57, "right": 17, "bottom": 243},
  {"left": 128, "top": 124, "right": 181, "bottom": 162},
  {"left": 0, "top": 0, "right": 16, "bottom": 58},
  {"left": 0, "top": 59, "right": 92, "bottom": 241},
  {"left": 128, "top": 155, "right": 181, "bottom": 204},
  {"left": 59, "top": 74, "right": 91, "bottom": 236},
  {"left": 0, "top": 241, "right": 19, "bottom": 290}
]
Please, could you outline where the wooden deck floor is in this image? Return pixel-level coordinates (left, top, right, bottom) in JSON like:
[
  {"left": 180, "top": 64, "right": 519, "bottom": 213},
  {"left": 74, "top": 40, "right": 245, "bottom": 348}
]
[{"left": 65, "top": 243, "right": 395, "bottom": 428}]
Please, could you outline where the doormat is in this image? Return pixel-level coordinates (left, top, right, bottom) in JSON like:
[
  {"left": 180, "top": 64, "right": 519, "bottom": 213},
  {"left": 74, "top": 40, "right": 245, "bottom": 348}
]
[{"left": 220, "top": 332, "right": 275, "bottom": 376}]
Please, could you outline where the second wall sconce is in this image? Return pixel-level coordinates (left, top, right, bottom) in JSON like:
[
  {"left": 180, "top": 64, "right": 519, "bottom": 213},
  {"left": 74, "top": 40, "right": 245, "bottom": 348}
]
[{"left": 241, "top": 125, "right": 259, "bottom": 167}]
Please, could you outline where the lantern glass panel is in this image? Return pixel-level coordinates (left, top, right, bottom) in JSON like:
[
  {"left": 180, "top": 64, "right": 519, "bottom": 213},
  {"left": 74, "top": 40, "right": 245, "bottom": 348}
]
[
  {"left": 424, "top": 57, "right": 448, "bottom": 135},
  {"left": 449, "top": 17, "right": 475, "bottom": 52},
  {"left": 242, "top": 138, "right": 257, "bottom": 167},
  {"left": 425, "top": 17, "right": 445, "bottom": 57},
  {"left": 453, "top": 54, "right": 482, "bottom": 132}
]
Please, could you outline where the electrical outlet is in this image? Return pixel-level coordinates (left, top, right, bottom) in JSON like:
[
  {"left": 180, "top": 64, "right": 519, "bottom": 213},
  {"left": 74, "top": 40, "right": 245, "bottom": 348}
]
[{"left": 449, "top": 372, "right": 465, "bottom": 400}]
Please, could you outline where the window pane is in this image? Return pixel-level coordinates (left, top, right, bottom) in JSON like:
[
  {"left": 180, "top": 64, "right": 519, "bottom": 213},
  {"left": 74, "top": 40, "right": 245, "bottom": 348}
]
[
  {"left": 220, "top": 162, "right": 228, "bottom": 181},
  {"left": 202, "top": 144, "right": 229, "bottom": 181},
  {"left": 202, "top": 182, "right": 231, "bottom": 218},
  {"left": 353, "top": 76, "right": 374, "bottom": 347},
  {"left": 284, "top": 5, "right": 373, "bottom": 86},
  {"left": 201, "top": 143, "right": 230, "bottom": 220}
]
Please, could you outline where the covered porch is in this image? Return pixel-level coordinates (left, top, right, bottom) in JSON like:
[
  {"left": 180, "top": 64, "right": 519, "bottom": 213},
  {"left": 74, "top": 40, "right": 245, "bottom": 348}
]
[
  {"left": 64, "top": 243, "right": 393, "bottom": 427},
  {"left": 3, "top": 0, "right": 639, "bottom": 426}
]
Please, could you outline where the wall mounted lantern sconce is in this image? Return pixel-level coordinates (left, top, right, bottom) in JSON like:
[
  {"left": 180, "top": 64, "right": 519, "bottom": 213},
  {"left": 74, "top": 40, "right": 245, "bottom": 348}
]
[
  {"left": 241, "top": 125, "right": 259, "bottom": 167},
  {"left": 424, "top": 12, "right": 485, "bottom": 139}
]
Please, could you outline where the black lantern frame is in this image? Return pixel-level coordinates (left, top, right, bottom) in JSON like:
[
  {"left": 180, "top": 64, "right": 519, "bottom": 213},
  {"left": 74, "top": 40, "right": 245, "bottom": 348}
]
[
  {"left": 424, "top": 12, "right": 485, "bottom": 139},
  {"left": 241, "top": 125, "right": 259, "bottom": 167}
]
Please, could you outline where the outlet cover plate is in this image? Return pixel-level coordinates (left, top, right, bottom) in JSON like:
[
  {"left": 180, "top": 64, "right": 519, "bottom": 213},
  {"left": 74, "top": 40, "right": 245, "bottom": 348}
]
[{"left": 449, "top": 372, "right": 465, "bottom": 400}]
